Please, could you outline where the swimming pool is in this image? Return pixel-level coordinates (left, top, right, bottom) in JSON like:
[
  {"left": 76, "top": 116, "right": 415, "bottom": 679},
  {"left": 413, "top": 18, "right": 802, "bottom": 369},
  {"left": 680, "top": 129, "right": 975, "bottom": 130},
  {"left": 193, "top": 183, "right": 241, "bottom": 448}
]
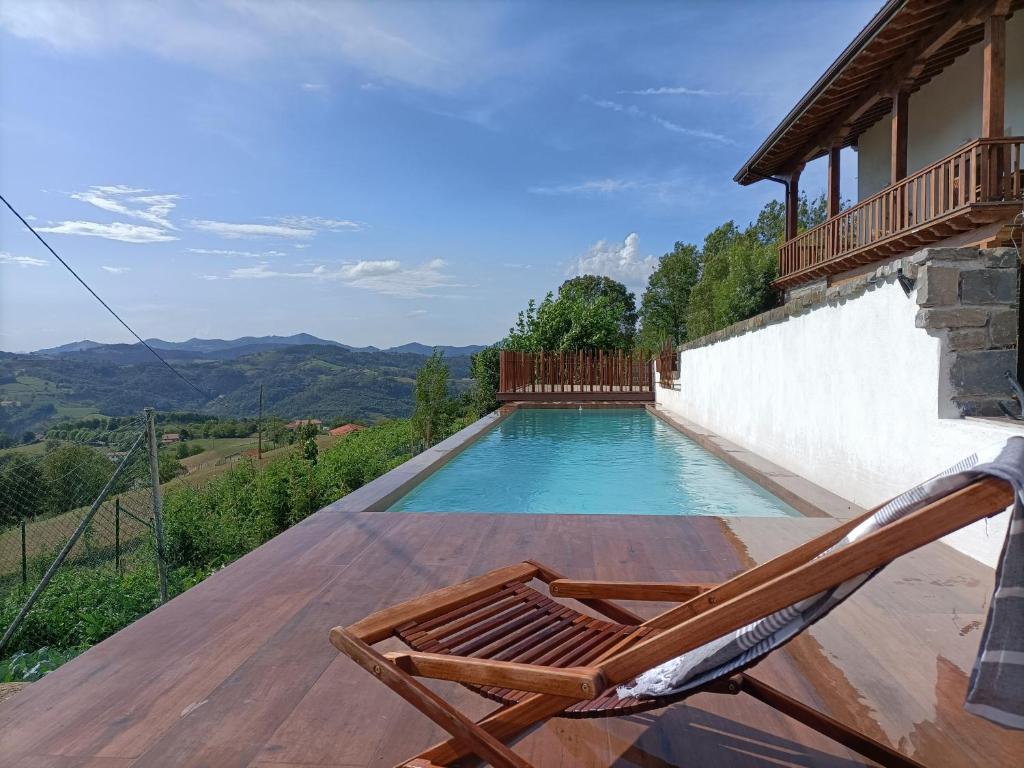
[{"left": 389, "top": 408, "right": 799, "bottom": 516}]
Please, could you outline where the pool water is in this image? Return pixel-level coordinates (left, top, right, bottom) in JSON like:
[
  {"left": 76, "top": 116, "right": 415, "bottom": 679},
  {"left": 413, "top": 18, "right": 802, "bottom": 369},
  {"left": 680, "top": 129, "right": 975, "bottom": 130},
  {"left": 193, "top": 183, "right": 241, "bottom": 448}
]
[{"left": 389, "top": 409, "right": 799, "bottom": 516}]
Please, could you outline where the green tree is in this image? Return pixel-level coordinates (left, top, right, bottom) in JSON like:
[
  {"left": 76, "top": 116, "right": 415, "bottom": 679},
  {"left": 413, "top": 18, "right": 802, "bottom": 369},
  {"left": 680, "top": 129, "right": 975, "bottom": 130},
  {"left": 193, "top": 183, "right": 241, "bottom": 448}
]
[
  {"left": 469, "top": 345, "right": 501, "bottom": 417},
  {"left": 0, "top": 455, "right": 47, "bottom": 524},
  {"left": 506, "top": 276, "right": 638, "bottom": 352},
  {"left": 158, "top": 452, "right": 184, "bottom": 483},
  {"left": 41, "top": 444, "right": 113, "bottom": 515},
  {"left": 412, "top": 350, "right": 451, "bottom": 448},
  {"left": 637, "top": 242, "right": 701, "bottom": 349}
]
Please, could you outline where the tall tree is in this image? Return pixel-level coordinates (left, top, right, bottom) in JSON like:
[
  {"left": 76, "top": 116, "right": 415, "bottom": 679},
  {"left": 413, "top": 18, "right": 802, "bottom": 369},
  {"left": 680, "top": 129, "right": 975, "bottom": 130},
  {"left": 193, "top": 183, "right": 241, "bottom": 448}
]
[
  {"left": 468, "top": 345, "right": 501, "bottom": 417},
  {"left": 412, "top": 350, "right": 451, "bottom": 448},
  {"left": 637, "top": 242, "right": 701, "bottom": 348}
]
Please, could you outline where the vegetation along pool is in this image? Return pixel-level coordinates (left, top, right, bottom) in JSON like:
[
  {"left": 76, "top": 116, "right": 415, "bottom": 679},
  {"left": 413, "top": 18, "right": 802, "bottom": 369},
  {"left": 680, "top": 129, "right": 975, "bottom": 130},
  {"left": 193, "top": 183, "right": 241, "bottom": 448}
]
[{"left": 389, "top": 408, "right": 799, "bottom": 516}]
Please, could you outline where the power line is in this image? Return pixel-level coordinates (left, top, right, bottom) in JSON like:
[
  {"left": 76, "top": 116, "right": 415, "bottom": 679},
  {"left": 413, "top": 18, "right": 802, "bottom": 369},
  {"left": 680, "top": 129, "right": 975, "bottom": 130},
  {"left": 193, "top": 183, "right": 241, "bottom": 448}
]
[{"left": 0, "top": 192, "right": 210, "bottom": 400}]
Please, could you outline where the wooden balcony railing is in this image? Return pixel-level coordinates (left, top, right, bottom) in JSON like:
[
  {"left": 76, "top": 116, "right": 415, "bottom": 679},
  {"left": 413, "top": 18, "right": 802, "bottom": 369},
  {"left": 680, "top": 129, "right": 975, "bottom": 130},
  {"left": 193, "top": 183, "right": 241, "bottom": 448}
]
[
  {"left": 778, "top": 137, "right": 1024, "bottom": 287},
  {"left": 498, "top": 349, "right": 653, "bottom": 401},
  {"left": 655, "top": 345, "right": 678, "bottom": 389}
]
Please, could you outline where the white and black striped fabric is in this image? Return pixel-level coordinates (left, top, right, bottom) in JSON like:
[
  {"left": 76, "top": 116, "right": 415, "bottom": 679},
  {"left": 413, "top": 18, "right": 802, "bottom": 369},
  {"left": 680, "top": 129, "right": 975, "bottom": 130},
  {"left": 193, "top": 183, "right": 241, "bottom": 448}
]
[{"left": 618, "top": 437, "right": 1024, "bottom": 730}]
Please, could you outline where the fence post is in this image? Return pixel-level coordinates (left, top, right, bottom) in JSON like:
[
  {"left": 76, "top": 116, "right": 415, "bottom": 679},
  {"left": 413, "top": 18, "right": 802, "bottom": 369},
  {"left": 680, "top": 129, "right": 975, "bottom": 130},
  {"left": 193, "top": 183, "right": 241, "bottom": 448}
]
[
  {"left": 145, "top": 408, "right": 169, "bottom": 604},
  {"left": 20, "top": 518, "right": 27, "bottom": 586},
  {"left": 115, "top": 498, "right": 121, "bottom": 574},
  {"left": 0, "top": 430, "right": 145, "bottom": 654}
]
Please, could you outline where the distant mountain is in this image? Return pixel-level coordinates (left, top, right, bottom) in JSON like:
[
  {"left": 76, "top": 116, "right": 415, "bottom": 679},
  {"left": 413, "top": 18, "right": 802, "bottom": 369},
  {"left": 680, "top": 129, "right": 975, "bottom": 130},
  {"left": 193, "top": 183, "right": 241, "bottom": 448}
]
[
  {"left": 385, "top": 343, "right": 487, "bottom": 357},
  {"left": 33, "top": 340, "right": 105, "bottom": 355},
  {"left": 32, "top": 334, "right": 486, "bottom": 359}
]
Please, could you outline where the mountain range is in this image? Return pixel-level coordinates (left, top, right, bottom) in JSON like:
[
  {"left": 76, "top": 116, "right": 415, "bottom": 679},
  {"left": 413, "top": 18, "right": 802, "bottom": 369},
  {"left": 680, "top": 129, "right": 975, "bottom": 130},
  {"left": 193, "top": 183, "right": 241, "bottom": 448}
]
[
  {"left": 1, "top": 335, "right": 489, "bottom": 436},
  {"left": 33, "top": 334, "right": 488, "bottom": 361}
]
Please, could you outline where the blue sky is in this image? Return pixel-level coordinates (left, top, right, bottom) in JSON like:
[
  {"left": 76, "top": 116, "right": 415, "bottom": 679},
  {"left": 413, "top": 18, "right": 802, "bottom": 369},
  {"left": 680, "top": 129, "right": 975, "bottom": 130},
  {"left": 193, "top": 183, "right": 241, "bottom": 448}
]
[{"left": 0, "top": 0, "right": 878, "bottom": 352}]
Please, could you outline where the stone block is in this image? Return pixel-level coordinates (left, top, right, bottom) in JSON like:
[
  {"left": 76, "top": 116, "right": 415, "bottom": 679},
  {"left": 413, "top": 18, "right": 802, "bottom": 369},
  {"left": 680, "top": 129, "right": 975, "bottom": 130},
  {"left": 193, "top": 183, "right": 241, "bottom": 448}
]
[
  {"left": 982, "top": 248, "right": 1019, "bottom": 269},
  {"left": 916, "top": 265, "right": 959, "bottom": 307},
  {"left": 947, "top": 328, "right": 990, "bottom": 351},
  {"left": 989, "top": 309, "right": 1019, "bottom": 347},
  {"left": 915, "top": 307, "right": 989, "bottom": 329},
  {"left": 955, "top": 398, "right": 1008, "bottom": 418},
  {"left": 912, "top": 247, "right": 980, "bottom": 265},
  {"left": 949, "top": 349, "right": 1017, "bottom": 397},
  {"left": 960, "top": 269, "right": 1017, "bottom": 305}
]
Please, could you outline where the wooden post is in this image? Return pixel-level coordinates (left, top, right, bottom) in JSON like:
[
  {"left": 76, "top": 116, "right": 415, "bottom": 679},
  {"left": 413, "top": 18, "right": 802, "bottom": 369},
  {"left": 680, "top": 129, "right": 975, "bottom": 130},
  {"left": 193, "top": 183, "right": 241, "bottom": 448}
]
[
  {"left": 114, "top": 498, "right": 121, "bottom": 573},
  {"left": 982, "top": 13, "right": 1006, "bottom": 139},
  {"left": 890, "top": 89, "right": 909, "bottom": 185},
  {"left": 827, "top": 146, "right": 841, "bottom": 217},
  {"left": 784, "top": 166, "right": 802, "bottom": 241},
  {"left": 20, "top": 518, "right": 27, "bottom": 586},
  {"left": 257, "top": 383, "right": 264, "bottom": 461}
]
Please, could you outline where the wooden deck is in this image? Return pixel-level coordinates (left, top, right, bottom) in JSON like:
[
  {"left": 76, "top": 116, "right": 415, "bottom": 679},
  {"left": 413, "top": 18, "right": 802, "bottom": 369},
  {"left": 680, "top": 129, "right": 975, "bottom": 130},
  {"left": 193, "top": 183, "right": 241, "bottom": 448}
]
[{"left": 1, "top": 509, "right": 1021, "bottom": 767}]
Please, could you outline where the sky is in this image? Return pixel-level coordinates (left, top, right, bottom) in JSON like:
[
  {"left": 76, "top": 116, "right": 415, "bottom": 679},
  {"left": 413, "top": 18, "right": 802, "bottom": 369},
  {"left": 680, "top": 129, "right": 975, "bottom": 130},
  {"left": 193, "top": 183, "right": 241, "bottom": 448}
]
[{"left": 0, "top": 0, "right": 879, "bottom": 352}]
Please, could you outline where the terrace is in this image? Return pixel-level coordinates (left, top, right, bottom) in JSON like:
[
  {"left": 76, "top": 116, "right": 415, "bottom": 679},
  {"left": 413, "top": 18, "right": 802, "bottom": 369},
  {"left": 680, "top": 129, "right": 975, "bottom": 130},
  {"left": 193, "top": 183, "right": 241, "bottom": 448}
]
[
  {"left": 497, "top": 349, "right": 655, "bottom": 403},
  {"left": 2, "top": 406, "right": 1023, "bottom": 766}
]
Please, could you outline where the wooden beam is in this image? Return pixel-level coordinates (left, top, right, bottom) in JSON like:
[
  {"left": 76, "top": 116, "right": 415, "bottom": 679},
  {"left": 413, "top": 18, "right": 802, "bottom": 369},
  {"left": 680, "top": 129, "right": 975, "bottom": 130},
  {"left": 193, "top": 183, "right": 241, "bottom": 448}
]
[
  {"left": 827, "top": 146, "right": 841, "bottom": 216},
  {"left": 785, "top": 166, "right": 802, "bottom": 241},
  {"left": 384, "top": 651, "right": 605, "bottom": 700},
  {"left": 802, "top": 0, "right": 993, "bottom": 162},
  {"left": 549, "top": 579, "right": 714, "bottom": 602},
  {"left": 891, "top": 89, "right": 909, "bottom": 184},
  {"left": 982, "top": 12, "right": 1006, "bottom": 138}
]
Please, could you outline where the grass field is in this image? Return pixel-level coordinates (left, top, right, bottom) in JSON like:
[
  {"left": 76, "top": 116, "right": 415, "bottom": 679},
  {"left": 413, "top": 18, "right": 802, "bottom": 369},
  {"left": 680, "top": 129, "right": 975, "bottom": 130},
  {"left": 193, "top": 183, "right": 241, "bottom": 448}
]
[{"left": 0, "top": 433, "right": 342, "bottom": 585}]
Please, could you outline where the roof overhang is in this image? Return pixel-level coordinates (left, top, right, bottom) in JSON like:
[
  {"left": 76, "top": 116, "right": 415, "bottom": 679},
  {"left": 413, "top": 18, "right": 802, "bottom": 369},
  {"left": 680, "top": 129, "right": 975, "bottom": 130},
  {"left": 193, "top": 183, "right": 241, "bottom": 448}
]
[{"left": 735, "top": 0, "right": 1020, "bottom": 185}]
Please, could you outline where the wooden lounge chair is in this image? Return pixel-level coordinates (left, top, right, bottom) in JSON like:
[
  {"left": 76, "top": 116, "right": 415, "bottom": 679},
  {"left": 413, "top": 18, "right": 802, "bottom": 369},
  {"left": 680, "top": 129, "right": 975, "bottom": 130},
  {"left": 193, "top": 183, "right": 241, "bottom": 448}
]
[{"left": 329, "top": 476, "right": 1014, "bottom": 768}]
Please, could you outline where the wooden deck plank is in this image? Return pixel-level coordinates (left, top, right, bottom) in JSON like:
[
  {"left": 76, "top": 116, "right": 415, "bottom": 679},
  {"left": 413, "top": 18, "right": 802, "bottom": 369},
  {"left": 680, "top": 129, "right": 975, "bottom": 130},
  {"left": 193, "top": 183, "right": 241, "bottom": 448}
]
[{"left": 0, "top": 510, "right": 1020, "bottom": 767}]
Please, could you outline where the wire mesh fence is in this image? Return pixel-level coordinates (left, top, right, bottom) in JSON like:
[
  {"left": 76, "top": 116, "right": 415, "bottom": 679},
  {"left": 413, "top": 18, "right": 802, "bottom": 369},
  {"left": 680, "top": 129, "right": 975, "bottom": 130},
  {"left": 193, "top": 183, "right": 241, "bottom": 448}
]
[{"left": 0, "top": 412, "right": 162, "bottom": 658}]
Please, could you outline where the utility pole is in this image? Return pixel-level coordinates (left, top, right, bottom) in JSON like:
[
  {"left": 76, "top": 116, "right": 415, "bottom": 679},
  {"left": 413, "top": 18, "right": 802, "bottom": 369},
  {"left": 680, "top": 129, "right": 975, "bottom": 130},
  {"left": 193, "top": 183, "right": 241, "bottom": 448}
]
[{"left": 257, "top": 383, "right": 264, "bottom": 460}]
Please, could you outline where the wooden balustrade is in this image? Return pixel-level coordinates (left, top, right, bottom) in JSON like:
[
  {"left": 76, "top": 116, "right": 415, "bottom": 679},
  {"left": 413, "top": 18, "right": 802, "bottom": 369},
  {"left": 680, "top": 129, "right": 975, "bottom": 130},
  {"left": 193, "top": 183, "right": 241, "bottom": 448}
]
[
  {"left": 778, "top": 137, "right": 1023, "bottom": 287},
  {"left": 655, "top": 345, "right": 678, "bottom": 389},
  {"left": 498, "top": 349, "right": 653, "bottom": 401}
]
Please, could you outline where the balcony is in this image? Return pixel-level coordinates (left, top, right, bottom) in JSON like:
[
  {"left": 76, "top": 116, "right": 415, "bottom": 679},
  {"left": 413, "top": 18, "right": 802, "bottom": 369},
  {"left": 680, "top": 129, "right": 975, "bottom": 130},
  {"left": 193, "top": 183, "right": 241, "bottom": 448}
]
[
  {"left": 497, "top": 349, "right": 654, "bottom": 402},
  {"left": 776, "top": 137, "right": 1024, "bottom": 290}
]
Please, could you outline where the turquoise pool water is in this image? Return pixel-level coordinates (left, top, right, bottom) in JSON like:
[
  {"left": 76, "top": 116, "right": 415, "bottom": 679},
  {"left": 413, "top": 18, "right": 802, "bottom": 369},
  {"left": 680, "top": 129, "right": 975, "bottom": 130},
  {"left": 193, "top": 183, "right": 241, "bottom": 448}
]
[{"left": 389, "top": 409, "right": 799, "bottom": 516}]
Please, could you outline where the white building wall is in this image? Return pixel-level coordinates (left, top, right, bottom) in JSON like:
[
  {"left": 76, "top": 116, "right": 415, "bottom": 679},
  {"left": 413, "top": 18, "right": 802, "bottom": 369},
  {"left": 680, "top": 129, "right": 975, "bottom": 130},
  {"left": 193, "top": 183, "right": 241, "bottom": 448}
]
[
  {"left": 856, "top": 13, "right": 1024, "bottom": 201},
  {"left": 657, "top": 278, "right": 1022, "bottom": 567}
]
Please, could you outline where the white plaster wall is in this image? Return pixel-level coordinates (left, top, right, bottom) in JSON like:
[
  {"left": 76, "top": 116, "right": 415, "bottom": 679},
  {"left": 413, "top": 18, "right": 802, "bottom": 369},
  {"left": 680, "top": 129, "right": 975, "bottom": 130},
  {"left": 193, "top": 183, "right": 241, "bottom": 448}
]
[
  {"left": 658, "top": 279, "right": 1023, "bottom": 567},
  {"left": 856, "top": 13, "right": 1024, "bottom": 201}
]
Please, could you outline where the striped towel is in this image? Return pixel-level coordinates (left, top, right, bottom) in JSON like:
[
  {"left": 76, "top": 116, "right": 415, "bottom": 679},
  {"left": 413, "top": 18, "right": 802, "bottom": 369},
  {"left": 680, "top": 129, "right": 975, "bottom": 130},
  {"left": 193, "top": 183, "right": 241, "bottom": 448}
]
[{"left": 619, "top": 437, "right": 1024, "bottom": 730}]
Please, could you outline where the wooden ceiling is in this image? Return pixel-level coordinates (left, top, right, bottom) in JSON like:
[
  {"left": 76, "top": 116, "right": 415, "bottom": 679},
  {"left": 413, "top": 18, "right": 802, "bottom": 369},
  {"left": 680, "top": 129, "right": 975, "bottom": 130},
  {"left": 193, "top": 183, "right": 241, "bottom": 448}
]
[{"left": 735, "top": 0, "right": 1022, "bottom": 185}]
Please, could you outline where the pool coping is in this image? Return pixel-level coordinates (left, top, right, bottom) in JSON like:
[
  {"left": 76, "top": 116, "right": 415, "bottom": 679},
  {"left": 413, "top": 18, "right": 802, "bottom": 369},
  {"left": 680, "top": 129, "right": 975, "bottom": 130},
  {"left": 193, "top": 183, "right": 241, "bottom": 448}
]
[{"left": 320, "top": 402, "right": 862, "bottom": 520}]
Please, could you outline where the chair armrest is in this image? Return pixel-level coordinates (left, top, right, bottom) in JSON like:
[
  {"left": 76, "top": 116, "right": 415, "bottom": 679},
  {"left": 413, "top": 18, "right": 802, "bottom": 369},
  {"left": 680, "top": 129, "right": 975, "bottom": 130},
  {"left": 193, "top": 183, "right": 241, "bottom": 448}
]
[
  {"left": 384, "top": 651, "right": 605, "bottom": 700},
  {"left": 549, "top": 579, "right": 715, "bottom": 602}
]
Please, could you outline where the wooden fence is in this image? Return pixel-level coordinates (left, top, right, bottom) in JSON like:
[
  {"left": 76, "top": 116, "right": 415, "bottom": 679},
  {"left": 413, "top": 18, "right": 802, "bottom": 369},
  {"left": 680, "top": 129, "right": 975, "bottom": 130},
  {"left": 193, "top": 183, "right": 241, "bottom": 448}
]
[
  {"left": 498, "top": 350, "right": 653, "bottom": 399},
  {"left": 779, "top": 136, "right": 1024, "bottom": 281}
]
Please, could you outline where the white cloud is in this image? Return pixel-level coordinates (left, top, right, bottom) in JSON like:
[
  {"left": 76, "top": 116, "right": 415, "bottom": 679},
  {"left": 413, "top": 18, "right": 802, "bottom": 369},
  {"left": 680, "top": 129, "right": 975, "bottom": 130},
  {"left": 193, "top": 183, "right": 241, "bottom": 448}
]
[
  {"left": 617, "top": 86, "right": 726, "bottom": 96},
  {"left": 70, "top": 185, "right": 179, "bottom": 229},
  {"left": 190, "top": 220, "right": 315, "bottom": 239},
  {"left": 187, "top": 247, "right": 285, "bottom": 258},
  {"left": 0, "top": 1, "right": 512, "bottom": 93},
  {"left": 101, "top": 265, "right": 130, "bottom": 274},
  {"left": 225, "top": 258, "right": 456, "bottom": 297},
  {"left": 407, "top": 309, "right": 428, "bottom": 317},
  {"left": 569, "top": 233, "right": 656, "bottom": 286},
  {"left": 300, "top": 82, "right": 327, "bottom": 92},
  {"left": 360, "top": 82, "right": 382, "bottom": 91},
  {"left": 278, "top": 216, "right": 363, "bottom": 232},
  {"left": 583, "top": 96, "right": 733, "bottom": 144},
  {"left": 190, "top": 216, "right": 363, "bottom": 240},
  {"left": 529, "top": 178, "right": 639, "bottom": 196},
  {"left": 0, "top": 252, "right": 47, "bottom": 267},
  {"left": 36, "top": 220, "right": 178, "bottom": 243},
  {"left": 502, "top": 262, "right": 532, "bottom": 270}
]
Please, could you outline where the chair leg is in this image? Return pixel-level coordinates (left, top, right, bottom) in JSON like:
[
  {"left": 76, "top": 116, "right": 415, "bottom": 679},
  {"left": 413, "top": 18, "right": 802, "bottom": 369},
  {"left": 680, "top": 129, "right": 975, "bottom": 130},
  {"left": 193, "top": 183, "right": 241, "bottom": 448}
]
[
  {"left": 331, "top": 628, "right": 533, "bottom": 768},
  {"left": 739, "top": 674, "right": 925, "bottom": 768}
]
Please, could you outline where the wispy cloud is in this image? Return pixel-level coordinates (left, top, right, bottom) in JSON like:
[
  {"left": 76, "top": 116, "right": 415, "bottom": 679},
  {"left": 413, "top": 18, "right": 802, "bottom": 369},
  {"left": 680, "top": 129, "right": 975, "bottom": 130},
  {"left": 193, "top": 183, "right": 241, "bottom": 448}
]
[
  {"left": 360, "top": 82, "right": 382, "bottom": 92},
  {"left": 582, "top": 96, "right": 733, "bottom": 144},
  {"left": 617, "top": 86, "right": 726, "bottom": 96},
  {"left": 70, "top": 185, "right": 179, "bottom": 229},
  {"left": 502, "top": 262, "right": 533, "bottom": 270},
  {"left": 0, "top": 252, "right": 47, "bottom": 267},
  {"left": 101, "top": 265, "right": 130, "bottom": 274},
  {"left": 187, "top": 247, "right": 286, "bottom": 258},
  {"left": 529, "top": 178, "right": 638, "bottom": 196},
  {"left": 407, "top": 309, "right": 428, "bottom": 317},
  {"left": 36, "top": 221, "right": 178, "bottom": 243},
  {"left": 224, "top": 257, "right": 457, "bottom": 297},
  {"left": 190, "top": 216, "right": 363, "bottom": 240},
  {"left": 300, "top": 82, "right": 327, "bottom": 92},
  {"left": 568, "top": 233, "right": 656, "bottom": 287}
]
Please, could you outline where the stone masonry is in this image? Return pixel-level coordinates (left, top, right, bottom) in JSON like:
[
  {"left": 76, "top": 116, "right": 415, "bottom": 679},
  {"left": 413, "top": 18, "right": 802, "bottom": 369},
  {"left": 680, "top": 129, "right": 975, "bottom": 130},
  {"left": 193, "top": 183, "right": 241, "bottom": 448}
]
[{"left": 678, "top": 246, "right": 1021, "bottom": 418}]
